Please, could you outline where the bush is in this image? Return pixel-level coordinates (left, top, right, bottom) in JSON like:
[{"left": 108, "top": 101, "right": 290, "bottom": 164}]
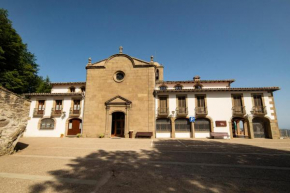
[
  {"left": 76, "top": 133, "right": 82, "bottom": 138},
  {"left": 99, "top": 133, "right": 104, "bottom": 138}
]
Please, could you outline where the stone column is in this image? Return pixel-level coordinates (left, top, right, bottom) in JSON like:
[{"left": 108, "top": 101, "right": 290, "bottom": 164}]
[
  {"left": 125, "top": 106, "right": 129, "bottom": 138},
  {"left": 244, "top": 121, "right": 248, "bottom": 137},
  {"left": 171, "top": 117, "right": 175, "bottom": 138},
  {"left": 248, "top": 120, "right": 254, "bottom": 139},
  {"left": 236, "top": 120, "right": 240, "bottom": 136},
  {"left": 229, "top": 121, "right": 233, "bottom": 139},
  {"left": 105, "top": 106, "right": 110, "bottom": 138},
  {"left": 190, "top": 122, "right": 195, "bottom": 138}
]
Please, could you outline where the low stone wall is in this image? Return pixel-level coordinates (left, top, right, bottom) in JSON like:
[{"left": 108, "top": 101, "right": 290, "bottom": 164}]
[{"left": 0, "top": 87, "right": 30, "bottom": 156}]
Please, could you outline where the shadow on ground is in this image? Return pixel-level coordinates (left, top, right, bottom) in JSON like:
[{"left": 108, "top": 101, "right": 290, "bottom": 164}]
[
  {"left": 27, "top": 139, "right": 290, "bottom": 193},
  {"left": 14, "top": 142, "right": 29, "bottom": 152}
]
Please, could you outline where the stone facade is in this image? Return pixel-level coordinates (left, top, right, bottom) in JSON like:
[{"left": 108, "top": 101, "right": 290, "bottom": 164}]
[
  {"left": 83, "top": 54, "right": 156, "bottom": 138},
  {"left": 0, "top": 87, "right": 30, "bottom": 155}
]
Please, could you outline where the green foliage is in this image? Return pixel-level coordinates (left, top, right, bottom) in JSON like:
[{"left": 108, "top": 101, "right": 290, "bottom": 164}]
[
  {"left": 36, "top": 76, "right": 52, "bottom": 93},
  {"left": 76, "top": 133, "right": 82, "bottom": 138},
  {"left": 0, "top": 8, "right": 51, "bottom": 94},
  {"left": 99, "top": 133, "right": 105, "bottom": 138}
]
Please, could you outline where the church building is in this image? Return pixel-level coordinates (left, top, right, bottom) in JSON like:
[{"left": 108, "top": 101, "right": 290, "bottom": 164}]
[{"left": 24, "top": 47, "right": 280, "bottom": 139}]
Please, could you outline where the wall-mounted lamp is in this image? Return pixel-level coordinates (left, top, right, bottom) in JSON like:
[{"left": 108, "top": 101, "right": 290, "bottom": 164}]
[{"left": 61, "top": 111, "right": 66, "bottom": 119}]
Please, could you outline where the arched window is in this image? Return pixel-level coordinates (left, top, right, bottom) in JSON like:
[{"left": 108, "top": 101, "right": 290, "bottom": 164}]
[
  {"left": 175, "top": 119, "right": 190, "bottom": 132},
  {"left": 194, "top": 118, "right": 211, "bottom": 132},
  {"left": 252, "top": 117, "right": 270, "bottom": 138},
  {"left": 80, "top": 86, "right": 85, "bottom": 92},
  {"left": 40, "top": 118, "right": 54, "bottom": 129},
  {"left": 156, "top": 119, "right": 171, "bottom": 132}
]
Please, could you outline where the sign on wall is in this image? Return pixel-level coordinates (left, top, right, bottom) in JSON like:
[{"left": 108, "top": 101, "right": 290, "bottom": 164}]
[
  {"left": 215, "top": 121, "right": 227, "bottom": 127},
  {"left": 189, "top": 117, "right": 195, "bottom": 122}
]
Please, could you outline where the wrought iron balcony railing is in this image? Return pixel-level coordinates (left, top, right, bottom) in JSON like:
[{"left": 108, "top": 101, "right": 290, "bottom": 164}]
[
  {"left": 232, "top": 106, "right": 246, "bottom": 116},
  {"left": 51, "top": 108, "right": 63, "bottom": 117},
  {"left": 70, "top": 108, "right": 81, "bottom": 117},
  {"left": 195, "top": 107, "right": 208, "bottom": 116},
  {"left": 251, "top": 106, "right": 267, "bottom": 115},
  {"left": 158, "top": 107, "right": 169, "bottom": 116},
  {"left": 33, "top": 108, "right": 45, "bottom": 117},
  {"left": 176, "top": 107, "right": 188, "bottom": 116}
]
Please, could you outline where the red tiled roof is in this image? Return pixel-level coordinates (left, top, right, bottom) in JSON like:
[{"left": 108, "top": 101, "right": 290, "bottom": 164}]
[
  {"left": 155, "top": 87, "right": 280, "bottom": 93},
  {"left": 23, "top": 93, "right": 83, "bottom": 96},
  {"left": 156, "top": 79, "right": 235, "bottom": 84},
  {"left": 50, "top": 82, "right": 86, "bottom": 85}
]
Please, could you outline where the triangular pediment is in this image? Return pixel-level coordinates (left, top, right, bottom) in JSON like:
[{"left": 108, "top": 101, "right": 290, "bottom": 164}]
[{"left": 105, "top": 95, "right": 132, "bottom": 105}]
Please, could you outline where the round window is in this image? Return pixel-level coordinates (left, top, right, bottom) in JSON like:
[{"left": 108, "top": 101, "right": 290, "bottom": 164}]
[
  {"left": 116, "top": 72, "right": 124, "bottom": 80},
  {"left": 114, "top": 71, "right": 125, "bottom": 82}
]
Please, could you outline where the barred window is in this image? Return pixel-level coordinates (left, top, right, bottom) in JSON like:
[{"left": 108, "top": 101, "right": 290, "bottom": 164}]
[
  {"left": 156, "top": 119, "right": 171, "bottom": 132},
  {"left": 194, "top": 118, "right": 211, "bottom": 132},
  {"left": 175, "top": 86, "right": 182, "bottom": 90},
  {"left": 160, "top": 86, "right": 167, "bottom": 91},
  {"left": 40, "top": 118, "right": 54, "bottom": 129},
  {"left": 175, "top": 119, "right": 190, "bottom": 132}
]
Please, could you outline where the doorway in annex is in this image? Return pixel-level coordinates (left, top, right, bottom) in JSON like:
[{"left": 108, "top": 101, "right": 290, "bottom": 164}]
[
  {"left": 111, "top": 112, "right": 125, "bottom": 137},
  {"left": 67, "top": 118, "right": 82, "bottom": 136}
]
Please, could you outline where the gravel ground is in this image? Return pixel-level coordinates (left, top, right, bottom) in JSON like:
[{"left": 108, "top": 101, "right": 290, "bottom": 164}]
[{"left": 0, "top": 137, "right": 290, "bottom": 193}]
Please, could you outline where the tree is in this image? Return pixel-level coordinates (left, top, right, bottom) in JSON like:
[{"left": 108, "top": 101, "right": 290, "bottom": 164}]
[
  {"left": 36, "top": 76, "right": 52, "bottom": 93},
  {"left": 0, "top": 8, "right": 50, "bottom": 93}
]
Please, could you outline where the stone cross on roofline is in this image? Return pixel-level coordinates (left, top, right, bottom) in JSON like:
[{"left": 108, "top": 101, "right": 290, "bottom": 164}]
[{"left": 119, "top": 46, "right": 123, "bottom": 54}]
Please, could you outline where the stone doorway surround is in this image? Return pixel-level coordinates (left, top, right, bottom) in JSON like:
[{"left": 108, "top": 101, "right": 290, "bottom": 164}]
[{"left": 104, "top": 96, "right": 132, "bottom": 138}]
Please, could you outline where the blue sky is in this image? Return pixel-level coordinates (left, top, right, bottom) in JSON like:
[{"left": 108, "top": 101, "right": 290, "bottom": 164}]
[{"left": 1, "top": 0, "right": 289, "bottom": 128}]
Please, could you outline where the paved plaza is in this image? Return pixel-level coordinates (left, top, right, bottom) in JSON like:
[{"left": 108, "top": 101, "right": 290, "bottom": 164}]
[{"left": 0, "top": 138, "right": 290, "bottom": 193}]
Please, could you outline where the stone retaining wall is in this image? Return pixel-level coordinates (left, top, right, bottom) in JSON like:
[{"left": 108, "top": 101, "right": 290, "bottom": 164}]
[{"left": 0, "top": 87, "right": 30, "bottom": 156}]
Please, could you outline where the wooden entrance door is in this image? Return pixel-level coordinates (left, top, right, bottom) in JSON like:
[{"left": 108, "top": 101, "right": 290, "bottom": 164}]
[
  {"left": 68, "top": 119, "right": 81, "bottom": 135},
  {"left": 111, "top": 112, "right": 125, "bottom": 137}
]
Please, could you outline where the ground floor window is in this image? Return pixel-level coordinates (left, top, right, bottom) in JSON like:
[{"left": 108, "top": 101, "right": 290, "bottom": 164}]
[
  {"left": 175, "top": 118, "right": 190, "bottom": 132},
  {"left": 40, "top": 118, "right": 54, "bottom": 129},
  {"left": 156, "top": 119, "right": 171, "bottom": 132},
  {"left": 194, "top": 118, "right": 211, "bottom": 132}
]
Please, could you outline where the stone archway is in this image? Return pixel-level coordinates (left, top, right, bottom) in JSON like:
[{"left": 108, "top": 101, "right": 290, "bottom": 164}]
[
  {"left": 252, "top": 117, "right": 271, "bottom": 138},
  {"left": 104, "top": 96, "right": 131, "bottom": 138},
  {"left": 231, "top": 117, "right": 250, "bottom": 138}
]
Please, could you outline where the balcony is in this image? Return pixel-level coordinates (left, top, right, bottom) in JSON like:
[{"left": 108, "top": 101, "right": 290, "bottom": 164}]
[
  {"left": 51, "top": 108, "right": 62, "bottom": 117},
  {"left": 33, "top": 108, "right": 44, "bottom": 117},
  {"left": 251, "top": 106, "right": 267, "bottom": 116},
  {"left": 232, "top": 106, "right": 246, "bottom": 117},
  {"left": 176, "top": 107, "right": 188, "bottom": 117},
  {"left": 157, "top": 107, "right": 169, "bottom": 117},
  {"left": 195, "top": 107, "right": 208, "bottom": 116},
  {"left": 70, "top": 108, "right": 81, "bottom": 117}
]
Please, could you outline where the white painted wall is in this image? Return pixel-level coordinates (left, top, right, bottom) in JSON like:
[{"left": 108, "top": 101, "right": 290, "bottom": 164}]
[
  {"left": 51, "top": 84, "right": 85, "bottom": 93},
  {"left": 24, "top": 96, "right": 83, "bottom": 137},
  {"left": 155, "top": 82, "right": 229, "bottom": 90},
  {"left": 175, "top": 132, "right": 190, "bottom": 138},
  {"left": 155, "top": 90, "right": 276, "bottom": 139},
  {"left": 195, "top": 132, "right": 210, "bottom": 138},
  {"left": 156, "top": 132, "right": 171, "bottom": 138}
]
